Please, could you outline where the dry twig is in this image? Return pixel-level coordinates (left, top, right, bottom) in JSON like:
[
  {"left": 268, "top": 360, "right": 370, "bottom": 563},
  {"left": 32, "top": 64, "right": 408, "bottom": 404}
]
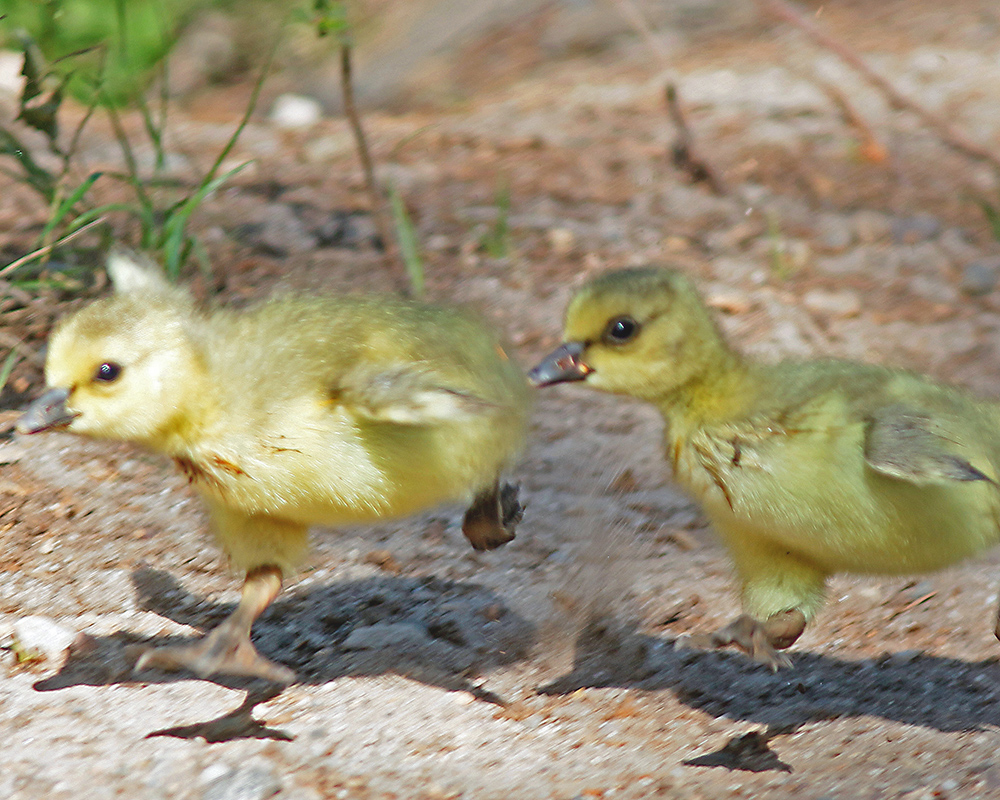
[
  {"left": 605, "top": 0, "right": 672, "bottom": 62},
  {"left": 759, "top": 0, "right": 1000, "bottom": 173},
  {"left": 816, "top": 80, "right": 888, "bottom": 164},
  {"left": 665, "top": 83, "right": 728, "bottom": 195},
  {"left": 0, "top": 217, "right": 107, "bottom": 277},
  {"left": 339, "top": 45, "right": 408, "bottom": 295},
  {"left": 604, "top": 0, "right": 728, "bottom": 195},
  {"left": 887, "top": 590, "right": 937, "bottom": 621}
]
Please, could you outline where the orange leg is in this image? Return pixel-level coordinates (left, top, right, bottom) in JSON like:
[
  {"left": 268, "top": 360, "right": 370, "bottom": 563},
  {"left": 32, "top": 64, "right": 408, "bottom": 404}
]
[
  {"left": 136, "top": 565, "right": 294, "bottom": 684},
  {"left": 689, "top": 609, "right": 807, "bottom": 670}
]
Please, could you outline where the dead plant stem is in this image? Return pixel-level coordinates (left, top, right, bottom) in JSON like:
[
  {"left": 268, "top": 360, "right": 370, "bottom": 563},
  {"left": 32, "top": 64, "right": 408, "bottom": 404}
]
[
  {"left": 339, "top": 45, "right": 406, "bottom": 294},
  {"left": 760, "top": 0, "right": 1000, "bottom": 173},
  {"left": 0, "top": 217, "right": 107, "bottom": 277},
  {"left": 605, "top": 0, "right": 727, "bottom": 194}
]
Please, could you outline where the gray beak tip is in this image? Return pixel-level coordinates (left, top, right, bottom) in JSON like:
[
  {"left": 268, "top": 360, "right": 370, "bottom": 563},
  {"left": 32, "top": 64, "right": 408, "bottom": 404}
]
[
  {"left": 528, "top": 342, "right": 592, "bottom": 387},
  {"left": 16, "top": 387, "right": 77, "bottom": 434}
]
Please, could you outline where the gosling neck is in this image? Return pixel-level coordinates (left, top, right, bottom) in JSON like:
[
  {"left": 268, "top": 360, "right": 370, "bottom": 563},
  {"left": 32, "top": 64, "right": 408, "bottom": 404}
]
[
  {"left": 146, "top": 350, "right": 218, "bottom": 457},
  {"left": 655, "top": 342, "right": 759, "bottom": 426}
]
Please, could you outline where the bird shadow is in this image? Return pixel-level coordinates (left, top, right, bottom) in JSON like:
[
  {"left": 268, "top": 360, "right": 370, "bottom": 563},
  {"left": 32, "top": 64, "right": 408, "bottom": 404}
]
[
  {"left": 536, "top": 616, "right": 1000, "bottom": 772},
  {"left": 33, "top": 566, "right": 534, "bottom": 741},
  {"left": 681, "top": 728, "right": 793, "bottom": 773}
]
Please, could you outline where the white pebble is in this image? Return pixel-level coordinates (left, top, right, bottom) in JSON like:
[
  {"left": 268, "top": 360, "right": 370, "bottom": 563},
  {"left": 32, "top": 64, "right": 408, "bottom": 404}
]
[
  {"left": 269, "top": 93, "right": 323, "bottom": 129},
  {"left": 547, "top": 227, "right": 575, "bottom": 255},
  {"left": 12, "top": 615, "right": 77, "bottom": 663}
]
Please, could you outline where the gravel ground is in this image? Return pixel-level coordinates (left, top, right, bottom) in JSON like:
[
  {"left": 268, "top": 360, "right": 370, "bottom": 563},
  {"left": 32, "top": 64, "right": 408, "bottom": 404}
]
[{"left": 5, "top": 1, "right": 1000, "bottom": 797}]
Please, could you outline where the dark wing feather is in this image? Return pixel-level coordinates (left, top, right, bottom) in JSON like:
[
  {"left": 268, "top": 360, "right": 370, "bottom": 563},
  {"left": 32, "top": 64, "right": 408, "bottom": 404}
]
[
  {"left": 336, "top": 363, "right": 501, "bottom": 425},
  {"left": 864, "top": 404, "right": 993, "bottom": 484}
]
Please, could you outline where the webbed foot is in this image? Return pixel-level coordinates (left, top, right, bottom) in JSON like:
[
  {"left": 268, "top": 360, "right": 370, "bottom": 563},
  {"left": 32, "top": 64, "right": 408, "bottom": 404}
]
[
  {"left": 135, "top": 564, "right": 294, "bottom": 684},
  {"left": 686, "top": 609, "right": 806, "bottom": 670},
  {"left": 462, "top": 481, "right": 524, "bottom": 551},
  {"left": 135, "top": 618, "right": 294, "bottom": 684}
]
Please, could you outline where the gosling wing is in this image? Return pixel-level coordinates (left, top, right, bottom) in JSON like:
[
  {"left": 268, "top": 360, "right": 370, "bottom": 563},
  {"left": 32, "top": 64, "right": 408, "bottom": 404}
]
[
  {"left": 338, "top": 361, "right": 506, "bottom": 425},
  {"left": 863, "top": 404, "right": 995, "bottom": 485}
]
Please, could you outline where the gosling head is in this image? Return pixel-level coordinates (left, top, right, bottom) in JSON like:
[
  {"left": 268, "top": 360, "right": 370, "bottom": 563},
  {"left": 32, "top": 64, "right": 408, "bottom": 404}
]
[
  {"left": 529, "top": 267, "right": 731, "bottom": 403},
  {"left": 17, "top": 251, "right": 202, "bottom": 445}
]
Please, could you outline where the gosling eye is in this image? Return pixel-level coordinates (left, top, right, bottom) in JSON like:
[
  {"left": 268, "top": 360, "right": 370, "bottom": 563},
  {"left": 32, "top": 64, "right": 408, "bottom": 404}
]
[
  {"left": 602, "top": 316, "right": 640, "bottom": 345},
  {"left": 93, "top": 362, "right": 123, "bottom": 383}
]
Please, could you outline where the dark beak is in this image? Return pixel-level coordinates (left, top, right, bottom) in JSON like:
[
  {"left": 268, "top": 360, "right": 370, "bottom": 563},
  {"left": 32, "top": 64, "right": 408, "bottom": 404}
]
[
  {"left": 16, "top": 387, "right": 78, "bottom": 434},
  {"left": 528, "top": 341, "right": 593, "bottom": 387}
]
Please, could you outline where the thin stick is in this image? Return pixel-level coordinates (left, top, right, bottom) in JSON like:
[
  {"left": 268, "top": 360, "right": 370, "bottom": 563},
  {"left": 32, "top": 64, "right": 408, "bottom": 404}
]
[
  {"left": 887, "top": 591, "right": 937, "bottom": 621},
  {"left": 759, "top": 0, "right": 1000, "bottom": 173},
  {"left": 0, "top": 216, "right": 107, "bottom": 277},
  {"left": 605, "top": 0, "right": 727, "bottom": 195},
  {"left": 339, "top": 45, "right": 406, "bottom": 294},
  {"left": 816, "top": 79, "right": 888, "bottom": 164},
  {"left": 665, "top": 83, "right": 727, "bottom": 194}
]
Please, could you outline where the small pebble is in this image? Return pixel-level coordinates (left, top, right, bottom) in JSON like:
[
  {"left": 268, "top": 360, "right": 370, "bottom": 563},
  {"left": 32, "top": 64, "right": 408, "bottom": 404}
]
[
  {"left": 909, "top": 274, "right": 957, "bottom": 304},
  {"left": 342, "top": 621, "right": 432, "bottom": 650},
  {"left": 803, "top": 288, "right": 861, "bottom": 319},
  {"left": 303, "top": 130, "right": 354, "bottom": 162},
  {"left": 451, "top": 691, "right": 475, "bottom": 705},
  {"left": 202, "top": 764, "right": 281, "bottom": 800},
  {"left": 423, "top": 783, "right": 461, "bottom": 800},
  {"left": 706, "top": 288, "right": 752, "bottom": 315},
  {"left": 547, "top": 227, "right": 576, "bottom": 255},
  {"left": 852, "top": 210, "right": 891, "bottom": 243},
  {"left": 269, "top": 93, "right": 323, "bottom": 129},
  {"left": 891, "top": 214, "right": 941, "bottom": 244},
  {"left": 816, "top": 248, "right": 871, "bottom": 277},
  {"left": 254, "top": 203, "right": 319, "bottom": 256},
  {"left": 12, "top": 616, "right": 77, "bottom": 663},
  {"left": 961, "top": 257, "right": 1000, "bottom": 296},
  {"left": 426, "top": 234, "right": 452, "bottom": 252},
  {"left": 200, "top": 764, "right": 233, "bottom": 786},
  {"left": 886, "top": 649, "right": 922, "bottom": 666},
  {"left": 938, "top": 228, "right": 979, "bottom": 262},
  {"left": 815, "top": 214, "right": 854, "bottom": 251}
]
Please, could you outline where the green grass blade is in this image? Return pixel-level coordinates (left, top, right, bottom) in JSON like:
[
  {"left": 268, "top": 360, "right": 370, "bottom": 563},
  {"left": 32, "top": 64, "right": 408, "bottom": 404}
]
[
  {"left": 104, "top": 103, "right": 154, "bottom": 215},
  {"left": 40, "top": 171, "right": 103, "bottom": 241},
  {"left": 162, "top": 160, "right": 252, "bottom": 278},
  {"left": 136, "top": 94, "right": 166, "bottom": 174},
  {"left": 0, "top": 348, "right": 21, "bottom": 394},
  {"left": 480, "top": 177, "right": 511, "bottom": 257},
  {"left": 196, "top": 37, "right": 276, "bottom": 201},
  {"left": 0, "top": 128, "right": 55, "bottom": 202},
  {"left": 388, "top": 184, "right": 424, "bottom": 298},
  {"left": 973, "top": 197, "right": 1000, "bottom": 242},
  {"left": 66, "top": 202, "right": 141, "bottom": 231}
]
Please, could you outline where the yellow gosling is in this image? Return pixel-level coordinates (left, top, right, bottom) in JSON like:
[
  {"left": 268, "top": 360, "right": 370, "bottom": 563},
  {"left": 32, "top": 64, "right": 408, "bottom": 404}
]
[
  {"left": 531, "top": 266, "right": 1000, "bottom": 668},
  {"left": 18, "top": 251, "right": 531, "bottom": 683}
]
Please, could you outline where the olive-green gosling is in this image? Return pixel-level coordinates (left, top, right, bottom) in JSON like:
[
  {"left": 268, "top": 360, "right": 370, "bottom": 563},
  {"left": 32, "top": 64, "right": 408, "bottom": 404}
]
[{"left": 531, "top": 266, "right": 1000, "bottom": 668}]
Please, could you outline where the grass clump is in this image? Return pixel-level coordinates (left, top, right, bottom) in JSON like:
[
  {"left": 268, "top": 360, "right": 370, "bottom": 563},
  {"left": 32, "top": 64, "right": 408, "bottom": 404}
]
[{"left": 0, "top": 8, "right": 268, "bottom": 281}]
